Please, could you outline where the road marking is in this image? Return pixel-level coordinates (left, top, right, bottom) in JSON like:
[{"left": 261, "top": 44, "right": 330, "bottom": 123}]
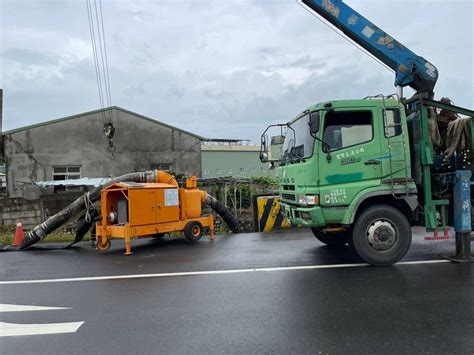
[
  {"left": 0, "top": 259, "right": 450, "bottom": 285},
  {"left": 0, "top": 304, "right": 70, "bottom": 312},
  {"left": 0, "top": 321, "right": 84, "bottom": 337}
]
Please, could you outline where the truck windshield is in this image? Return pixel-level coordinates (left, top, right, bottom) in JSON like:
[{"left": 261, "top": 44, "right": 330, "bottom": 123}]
[{"left": 282, "top": 114, "right": 314, "bottom": 162}]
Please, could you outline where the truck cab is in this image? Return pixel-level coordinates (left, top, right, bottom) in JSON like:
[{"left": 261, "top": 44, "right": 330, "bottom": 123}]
[{"left": 262, "top": 97, "right": 418, "bottom": 265}]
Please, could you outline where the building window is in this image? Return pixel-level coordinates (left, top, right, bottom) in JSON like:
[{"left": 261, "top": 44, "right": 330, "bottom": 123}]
[
  {"left": 250, "top": 167, "right": 256, "bottom": 174},
  {"left": 149, "top": 163, "right": 172, "bottom": 172},
  {"left": 203, "top": 169, "right": 209, "bottom": 176},
  {"left": 228, "top": 169, "right": 233, "bottom": 174},
  {"left": 261, "top": 166, "right": 267, "bottom": 173},
  {"left": 53, "top": 166, "right": 81, "bottom": 192},
  {"left": 216, "top": 168, "right": 222, "bottom": 175},
  {"left": 240, "top": 167, "right": 245, "bottom": 173}
]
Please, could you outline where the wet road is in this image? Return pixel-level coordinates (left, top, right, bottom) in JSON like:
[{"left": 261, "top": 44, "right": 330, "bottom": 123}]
[{"left": 1, "top": 228, "right": 473, "bottom": 354}]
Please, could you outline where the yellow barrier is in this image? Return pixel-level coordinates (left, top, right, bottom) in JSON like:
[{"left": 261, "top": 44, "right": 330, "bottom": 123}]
[{"left": 255, "top": 196, "right": 290, "bottom": 232}]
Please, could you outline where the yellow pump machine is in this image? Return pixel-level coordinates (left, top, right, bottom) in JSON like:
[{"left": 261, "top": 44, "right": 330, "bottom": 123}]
[{"left": 96, "top": 172, "right": 214, "bottom": 255}]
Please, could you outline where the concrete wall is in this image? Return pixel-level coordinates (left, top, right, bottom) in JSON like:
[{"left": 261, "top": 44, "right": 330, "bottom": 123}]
[
  {"left": 1, "top": 198, "right": 42, "bottom": 228},
  {"left": 201, "top": 145, "right": 275, "bottom": 178},
  {"left": 0, "top": 194, "right": 82, "bottom": 228},
  {"left": 3, "top": 107, "right": 202, "bottom": 200}
]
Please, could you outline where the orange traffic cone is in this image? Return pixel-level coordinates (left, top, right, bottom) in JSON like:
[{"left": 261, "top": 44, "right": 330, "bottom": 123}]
[{"left": 12, "top": 220, "right": 25, "bottom": 246}]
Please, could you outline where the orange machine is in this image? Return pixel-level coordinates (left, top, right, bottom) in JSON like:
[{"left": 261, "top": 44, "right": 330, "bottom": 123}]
[{"left": 96, "top": 172, "right": 213, "bottom": 255}]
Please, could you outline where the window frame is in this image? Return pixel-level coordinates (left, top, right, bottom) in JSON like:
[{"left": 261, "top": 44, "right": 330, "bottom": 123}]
[
  {"left": 52, "top": 165, "right": 82, "bottom": 192},
  {"left": 322, "top": 109, "right": 374, "bottom": 152},
  {"left": 149, "top": 163, "right": 172, "bottom": 172},
  {"left": 283, "top": 113, "right": 316, "bottom": 161},
  {"left": 383, "top": 108, "right": 402, "bottom": 138}
]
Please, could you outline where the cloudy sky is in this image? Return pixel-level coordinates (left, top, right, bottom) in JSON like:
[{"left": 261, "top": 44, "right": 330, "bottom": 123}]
[{"left": 1, "top": 0, "right": 473, "bottom": 142}]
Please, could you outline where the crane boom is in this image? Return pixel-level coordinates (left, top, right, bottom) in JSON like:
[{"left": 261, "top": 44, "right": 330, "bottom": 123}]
[{"left": 300, "top": 0, "right": 438, "bottom": 96}]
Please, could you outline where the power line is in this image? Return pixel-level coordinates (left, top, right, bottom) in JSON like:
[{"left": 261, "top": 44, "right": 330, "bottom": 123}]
[
  {"left": 86, "top": 0, "right": 106, "bottom": 124},
  {"left": 98, "top": 0, "right": 114, "bottom": 123},
  {"left": 86, "top": 0, "right": 116, "bottom": 157},
  {"left": 296, "top": 0, "right": 394, "bottom": 74},
  {"left": 92, "top": 0, "right": 112, "bottom": 122}
]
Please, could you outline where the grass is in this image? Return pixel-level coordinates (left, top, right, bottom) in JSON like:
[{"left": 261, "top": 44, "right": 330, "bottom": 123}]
[{"left": 0, "top": 225, "right": 92, "bottom": 245}]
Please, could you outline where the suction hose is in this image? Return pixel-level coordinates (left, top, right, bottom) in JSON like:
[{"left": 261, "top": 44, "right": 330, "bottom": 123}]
[
  {"left": 20, "top": 170, "right": 239, "bottom": 249},
  {"left": 204, "top": 194, "right": 240, "bottom": 233}
]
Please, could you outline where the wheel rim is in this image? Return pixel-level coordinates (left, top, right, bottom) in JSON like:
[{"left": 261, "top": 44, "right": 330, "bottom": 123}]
[
  {"left": 366, "top": 219, "right": 397, "bottom": 251},
  {"left": 192, "top": 226, "right": 200, "bottom": 236}
]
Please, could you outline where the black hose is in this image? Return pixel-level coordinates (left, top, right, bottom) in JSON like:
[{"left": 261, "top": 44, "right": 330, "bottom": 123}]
[
  {"left": 204, "top": 195, "right": 240, "bottom": 233},
  {"left": 20, "top": 170, "right": 159, "bottom": 250}
]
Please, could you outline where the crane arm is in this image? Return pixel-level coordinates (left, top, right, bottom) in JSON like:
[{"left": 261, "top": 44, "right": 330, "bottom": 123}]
[{"left": 300, "top": 0, "right": 438, "bottom": 95}]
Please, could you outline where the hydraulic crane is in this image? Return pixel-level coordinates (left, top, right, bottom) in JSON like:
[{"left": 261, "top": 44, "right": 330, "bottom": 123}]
[{"left": 300, "top": 0, "right": 438, "bottom": 96}]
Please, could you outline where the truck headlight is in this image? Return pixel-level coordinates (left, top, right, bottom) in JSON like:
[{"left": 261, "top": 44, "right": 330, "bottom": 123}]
[{"left": 297, "top": 195, "right": 319, "bottom": 205}]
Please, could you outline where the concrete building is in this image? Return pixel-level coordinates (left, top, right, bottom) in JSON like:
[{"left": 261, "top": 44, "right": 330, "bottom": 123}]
[
  {"left": 201, "top": 142, "right": 275, "bottom": 178},
  {"left": 2, "top": 106, "right": 204, "bottom": 200},
  {"left": 0, "top": 106, "right": 204, "bottom": 226}
]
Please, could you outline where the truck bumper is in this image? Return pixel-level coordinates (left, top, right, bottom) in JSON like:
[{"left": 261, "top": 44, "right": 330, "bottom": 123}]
[{"left": 280, "top": 203, "right": 326, "bottom": 227}]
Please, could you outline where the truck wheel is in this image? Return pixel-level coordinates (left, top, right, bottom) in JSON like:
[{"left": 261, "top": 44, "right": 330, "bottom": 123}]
[
  {"left": 184, "top": 221, "right": 203, "bottom": 242},
  {"left": 311, "top": 228, "right": 350, "bottom": 246},
  {"left": 351, "top": 205, "right": 411, "bottom": 266}
]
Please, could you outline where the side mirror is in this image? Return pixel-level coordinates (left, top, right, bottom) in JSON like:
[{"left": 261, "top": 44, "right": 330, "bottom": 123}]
[
  {"left": 260, "top": 135, "right": 268, "bottom": 163},
  {"left": 309, "top": 112, "right": 320, "bottom": 135}
]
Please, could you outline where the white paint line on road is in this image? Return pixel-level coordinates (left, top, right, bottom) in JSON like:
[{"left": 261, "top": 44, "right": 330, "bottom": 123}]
[
  {"left": 0, "top": 321, "right": 84, "bottom": 337},
  {"left": 0, "top": 259, "right": 450, "bottom": 285},
  {"left": 0, "top": 304, "right": 70, "bottom": 312}
]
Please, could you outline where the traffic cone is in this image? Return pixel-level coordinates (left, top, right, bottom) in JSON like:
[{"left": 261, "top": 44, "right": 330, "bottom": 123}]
[{"left": 12, "top": 220, "right": 25, "bottom": 246}]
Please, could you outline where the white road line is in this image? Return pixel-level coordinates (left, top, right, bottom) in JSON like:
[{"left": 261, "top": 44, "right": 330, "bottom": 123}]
[
  {"left": 0, "top": 304, "right": 70, "bottom": 312},
  {"left": 0, "top": 321, "right": 84, "bottom": 337},
  {"left": 0, "top": 259, "right": 450, "bottom": 285}
]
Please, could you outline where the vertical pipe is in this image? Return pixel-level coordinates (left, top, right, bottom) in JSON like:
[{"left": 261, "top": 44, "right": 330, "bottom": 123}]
[
  {"left": 419, "top": 103, "right": 437, "bottom": 230},
  {"left": 233, "top": 184, "right": 237, "bottom": 217},
  {"left": 224, "top": 184, "right": 227, "bottom": 208},
  {"left": 453, "top": 170, "right": 472, "bottom": 260}
]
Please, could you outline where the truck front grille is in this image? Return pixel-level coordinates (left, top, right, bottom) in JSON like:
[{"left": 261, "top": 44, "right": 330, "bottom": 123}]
[{"left": 281, "top": 193, "right": 296, "bottom": 201}]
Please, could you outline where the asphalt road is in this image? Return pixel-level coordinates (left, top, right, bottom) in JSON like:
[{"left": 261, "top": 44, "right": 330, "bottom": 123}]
[{"left": 1, "top": 228, "right": 473, "bottom": 354}]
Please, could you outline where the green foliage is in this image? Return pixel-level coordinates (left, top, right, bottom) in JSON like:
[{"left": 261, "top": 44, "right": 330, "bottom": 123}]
[{"left": 251, "top": 175, "right": 278, "bottom": 185}]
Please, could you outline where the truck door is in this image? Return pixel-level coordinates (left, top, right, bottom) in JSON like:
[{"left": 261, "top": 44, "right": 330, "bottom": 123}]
[{"left": 318, "top": 108, "right": 382, "bottom": 207}]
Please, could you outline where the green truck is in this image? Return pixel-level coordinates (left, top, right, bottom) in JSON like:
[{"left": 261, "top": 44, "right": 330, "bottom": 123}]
[{"left": 260, "top": 1, "right": 473, "bottom": 265}]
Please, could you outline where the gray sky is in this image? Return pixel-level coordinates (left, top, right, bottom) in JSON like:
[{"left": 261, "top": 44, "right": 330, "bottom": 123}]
[{"left": 1, "top": 0, "right": 473, "bottom": 142}]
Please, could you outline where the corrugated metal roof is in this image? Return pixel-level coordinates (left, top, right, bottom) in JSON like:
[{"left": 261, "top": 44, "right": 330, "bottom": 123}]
[
  {"left": 1, "top": 106, "right": 206, "bottom": 140},
  {"left": 201, "top": 145, "right": 261, "bottom": 152}
]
